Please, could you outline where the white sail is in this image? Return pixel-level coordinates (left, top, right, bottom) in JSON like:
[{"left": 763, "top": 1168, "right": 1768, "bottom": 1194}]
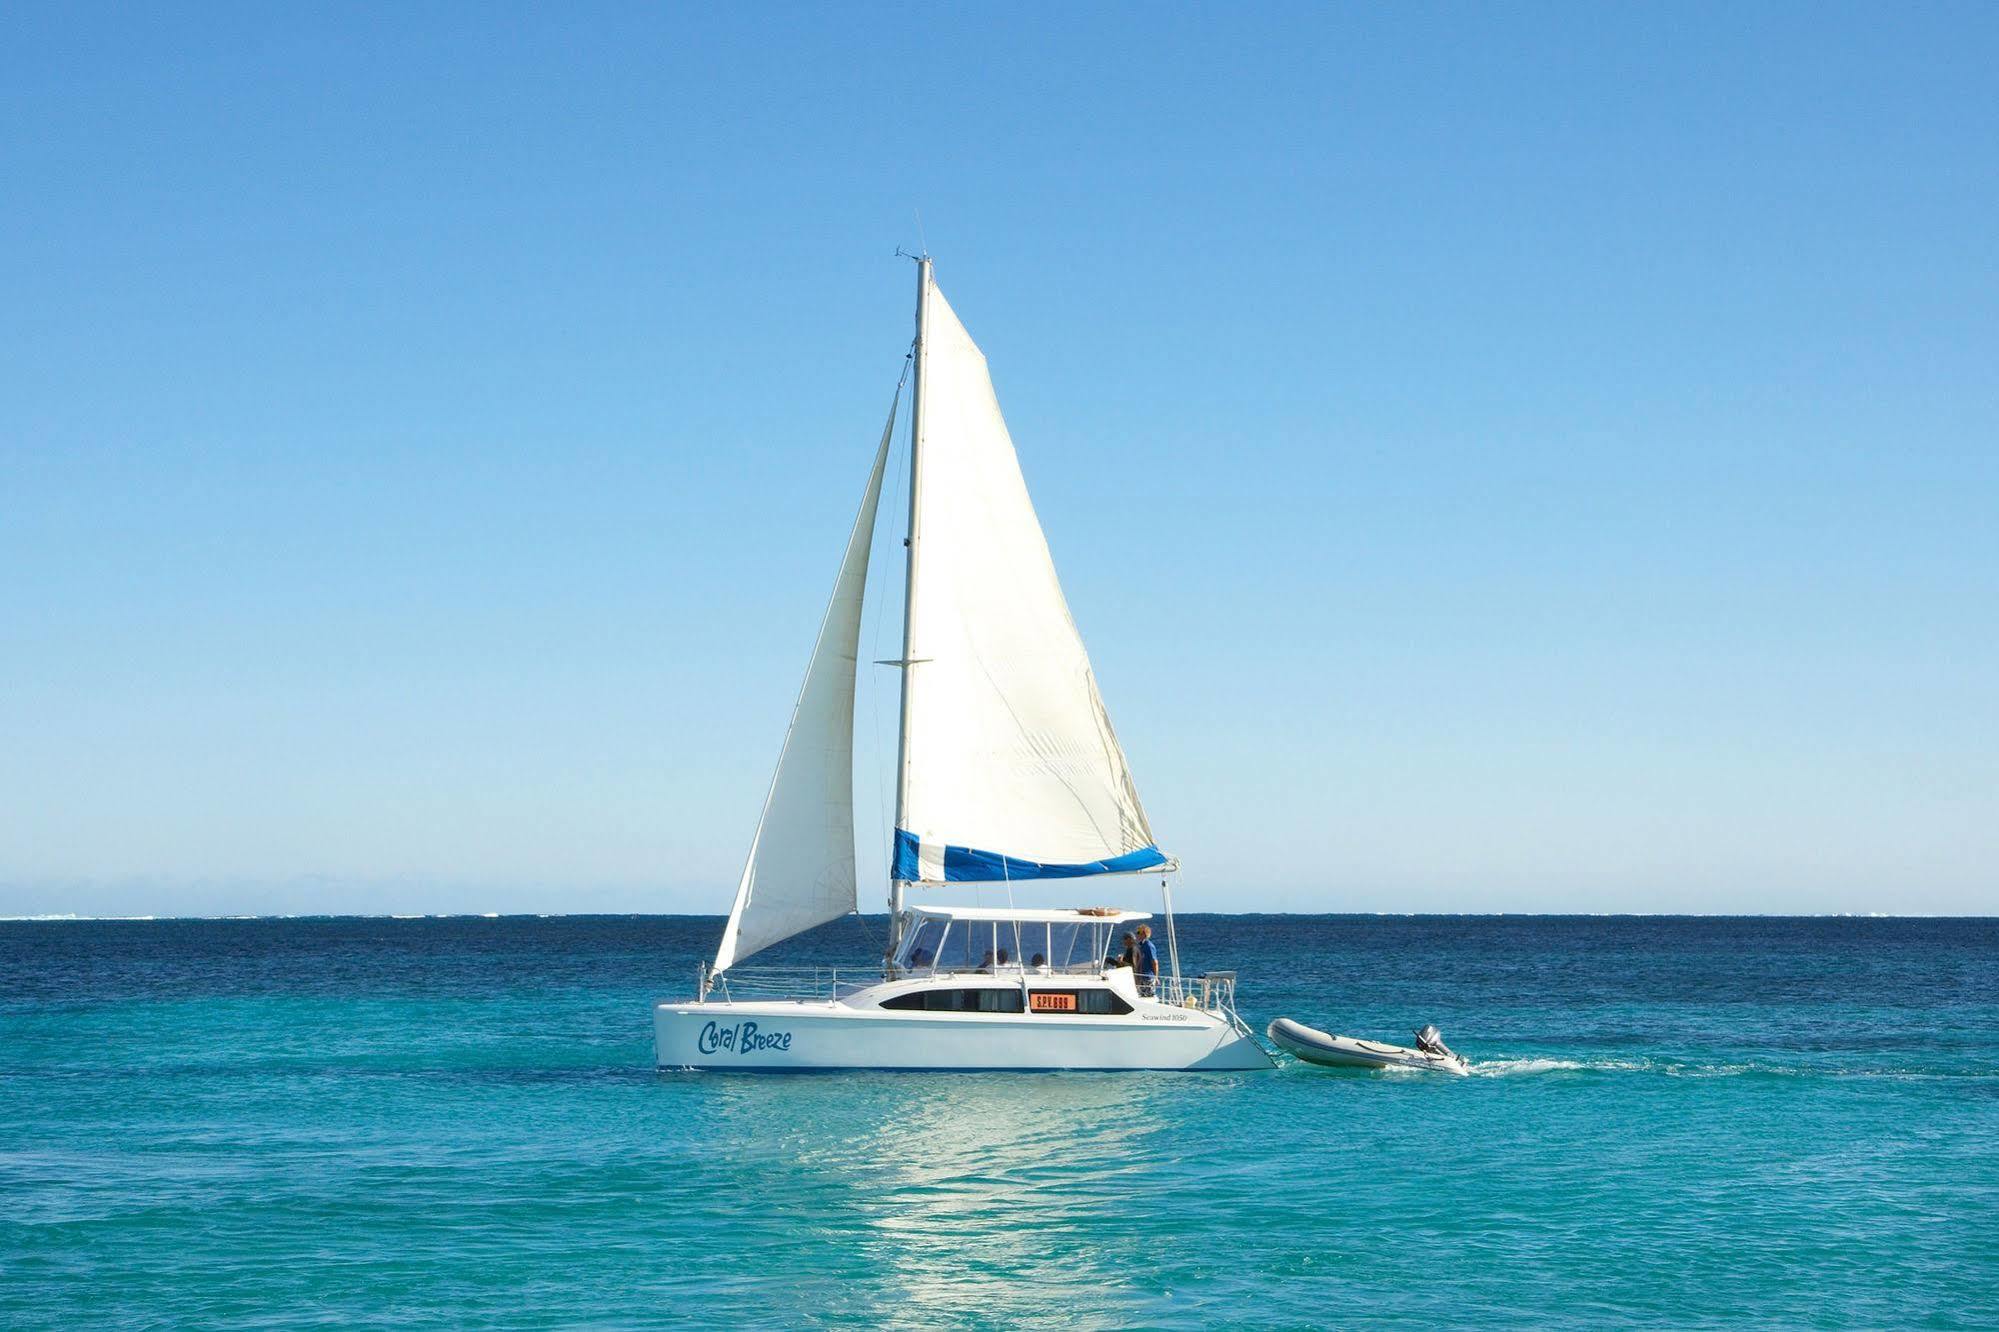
[
  {"left": 714, "top": 392, "right": 898, "bottom": 970},
  {"left": 892, "top": 277, "right": 1163, "bottom": 885}
]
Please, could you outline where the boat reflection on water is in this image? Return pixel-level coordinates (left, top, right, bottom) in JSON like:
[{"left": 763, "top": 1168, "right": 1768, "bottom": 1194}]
[
  {"left": 853, "top": 1076, "right": 1166, "bottom": 1324},
  {"left": 692, "top": 1071, "right": 1225, "bottom": 1324}
]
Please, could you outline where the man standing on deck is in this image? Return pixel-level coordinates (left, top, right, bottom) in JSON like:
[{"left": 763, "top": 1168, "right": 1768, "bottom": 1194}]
[{"left": 1134, "top": 923, "right": 1159, "bottom": 997}]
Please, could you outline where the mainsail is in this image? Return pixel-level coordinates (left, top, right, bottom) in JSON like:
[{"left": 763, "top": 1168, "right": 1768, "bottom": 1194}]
[
  {"left": 892, "top": 275, "right": 1164, "bottom": 884},
  {"left": 712, "top": 390, "right": 899, "bottom": 971}
]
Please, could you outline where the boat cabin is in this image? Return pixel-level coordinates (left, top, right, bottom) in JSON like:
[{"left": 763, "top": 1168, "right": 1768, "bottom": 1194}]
[{"left": 893, "top": 905, "right": 1150, "bottom": 978}]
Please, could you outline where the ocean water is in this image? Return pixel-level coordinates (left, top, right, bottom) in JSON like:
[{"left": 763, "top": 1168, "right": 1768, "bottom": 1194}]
[{"left": 3, "top": 914, "right": 1995, "bottom": 1328}]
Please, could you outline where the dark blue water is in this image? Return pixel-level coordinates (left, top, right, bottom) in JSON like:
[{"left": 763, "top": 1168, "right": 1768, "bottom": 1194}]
[{"left": 3, "top": 915, "right": 1995, "bottom": 1327}]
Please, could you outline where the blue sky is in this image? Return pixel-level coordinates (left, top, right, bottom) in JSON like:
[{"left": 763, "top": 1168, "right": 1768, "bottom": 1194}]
[{"left": 2, "top": 4, "right": 1993, "bottom": 916}]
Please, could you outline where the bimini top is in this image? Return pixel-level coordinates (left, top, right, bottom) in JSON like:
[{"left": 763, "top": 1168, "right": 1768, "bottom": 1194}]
[{"left": 902, "top": 904, "right": 1151, "bottom": 925}]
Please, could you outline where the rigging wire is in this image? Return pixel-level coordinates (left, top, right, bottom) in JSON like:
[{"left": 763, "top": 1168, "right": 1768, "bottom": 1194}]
[{"left": 860, "top": 348, "right": 916, "bottom": 965}]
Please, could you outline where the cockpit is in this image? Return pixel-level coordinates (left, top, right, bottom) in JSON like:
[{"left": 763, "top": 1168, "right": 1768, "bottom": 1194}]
[{"left": 893, "top": 906, "right": 1152, "bottom": 977}]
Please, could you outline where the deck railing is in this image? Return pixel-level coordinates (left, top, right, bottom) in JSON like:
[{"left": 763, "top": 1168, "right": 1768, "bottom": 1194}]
[
  {"left": 700, "top": 965, "right": 870, "bottom": 1003},
  {"left": 1151, "top": 971, "right": 1240, "bottom": 1013}
]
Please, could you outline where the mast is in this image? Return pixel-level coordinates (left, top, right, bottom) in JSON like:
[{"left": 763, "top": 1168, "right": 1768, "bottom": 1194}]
[{"left": 888, "top": 255, "right": 932, "bottom": 961}]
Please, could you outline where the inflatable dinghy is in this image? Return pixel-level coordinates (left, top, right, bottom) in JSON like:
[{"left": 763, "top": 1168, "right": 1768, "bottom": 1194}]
[{"left": 1267, "top": 1018, "right": 1470, "bottom": 1075}]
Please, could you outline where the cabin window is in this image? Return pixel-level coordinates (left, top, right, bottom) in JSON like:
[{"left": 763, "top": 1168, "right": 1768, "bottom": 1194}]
[
  {"left": 1027, "top": 988, "right": 1132, "bottom": 1016},
  {"left": 881, "top": 987, "right": 1025, "bottom": 1013}
]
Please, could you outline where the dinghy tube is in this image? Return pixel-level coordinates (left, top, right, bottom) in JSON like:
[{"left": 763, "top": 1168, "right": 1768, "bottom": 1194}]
[{"left": 1267, "top": 1018, "right": 1470, "bottom": 1075}]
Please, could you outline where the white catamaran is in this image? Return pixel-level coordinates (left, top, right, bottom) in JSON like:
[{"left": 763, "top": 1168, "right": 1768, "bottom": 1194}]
[{"left": 653, "top": 258, "right": 1269, "bottom": 1072}]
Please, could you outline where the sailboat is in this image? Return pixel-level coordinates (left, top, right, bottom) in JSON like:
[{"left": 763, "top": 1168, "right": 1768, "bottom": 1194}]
[{"left": 653, "top": 258, "right": 1270, "bottom": 1072}]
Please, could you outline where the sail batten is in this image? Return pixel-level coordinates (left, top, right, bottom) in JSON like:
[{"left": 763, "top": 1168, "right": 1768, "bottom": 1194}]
[
  {"left": 712, "top": 388, "right": 899, "bottom": 971},
  {"left": 894, "top": 277, "right": 1163, "bottom": 884}
]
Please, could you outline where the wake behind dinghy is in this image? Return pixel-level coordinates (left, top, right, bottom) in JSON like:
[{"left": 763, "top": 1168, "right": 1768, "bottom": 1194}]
[{"left": 1268, "top": 1018, "right": 1470, "bottom": 1075}]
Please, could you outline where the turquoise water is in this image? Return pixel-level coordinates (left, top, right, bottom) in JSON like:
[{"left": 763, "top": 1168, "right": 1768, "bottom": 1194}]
[{"left": 3, "top": 915, "right": 1995, "bottom": 1327}]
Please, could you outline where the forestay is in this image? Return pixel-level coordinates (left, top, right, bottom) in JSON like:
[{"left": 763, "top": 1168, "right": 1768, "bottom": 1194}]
[
  {"left": 713, "top": 390, "right": 899, "bottom": 971},
  {"left": 893, "top": 277, "right": 1165, "bottom": 884}
]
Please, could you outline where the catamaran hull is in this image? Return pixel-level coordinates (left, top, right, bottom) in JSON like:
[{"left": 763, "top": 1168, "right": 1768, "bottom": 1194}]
[{"left": 655, "top": 1001, "right": 1271, "bottom": 1072}]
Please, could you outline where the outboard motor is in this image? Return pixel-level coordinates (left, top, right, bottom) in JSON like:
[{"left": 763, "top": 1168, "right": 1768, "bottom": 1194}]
[{"left": 1414, "top": 1024, "right": 1454, "bottom": 1059}]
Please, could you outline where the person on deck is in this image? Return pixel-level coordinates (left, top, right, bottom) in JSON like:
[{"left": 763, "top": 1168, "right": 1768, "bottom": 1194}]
[
  {"left": 1109, "top": 932, "right": 1136, "bottom": 972},
  {"left": 1134, "top": 924, "right": 1160, "bottom": 997}
]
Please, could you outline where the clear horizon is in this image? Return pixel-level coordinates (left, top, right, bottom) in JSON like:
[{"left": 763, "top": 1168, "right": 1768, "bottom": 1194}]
[{"left": 4, "top": 6, "right": 1994, "bottom": 917}]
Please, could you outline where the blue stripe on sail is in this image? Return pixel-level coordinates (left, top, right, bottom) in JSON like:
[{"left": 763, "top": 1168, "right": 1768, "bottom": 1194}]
[
  {"left": 893, "top": 828, "right": 1166, "bottom": 882},
  {"left": 892, "top": 827, "right": 921, "bottom": 880},
  {"left": 943, "top": 843, "right": 1168, "bottom": 880}
]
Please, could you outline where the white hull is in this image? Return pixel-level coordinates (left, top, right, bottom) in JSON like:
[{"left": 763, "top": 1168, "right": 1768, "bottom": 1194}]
[
  {"left": 657, "top": 998, "right": 1271, "bottom": 1072},
  {"left": 1267, "top": 1017, "right": 1470, "bottom": 1075}
]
